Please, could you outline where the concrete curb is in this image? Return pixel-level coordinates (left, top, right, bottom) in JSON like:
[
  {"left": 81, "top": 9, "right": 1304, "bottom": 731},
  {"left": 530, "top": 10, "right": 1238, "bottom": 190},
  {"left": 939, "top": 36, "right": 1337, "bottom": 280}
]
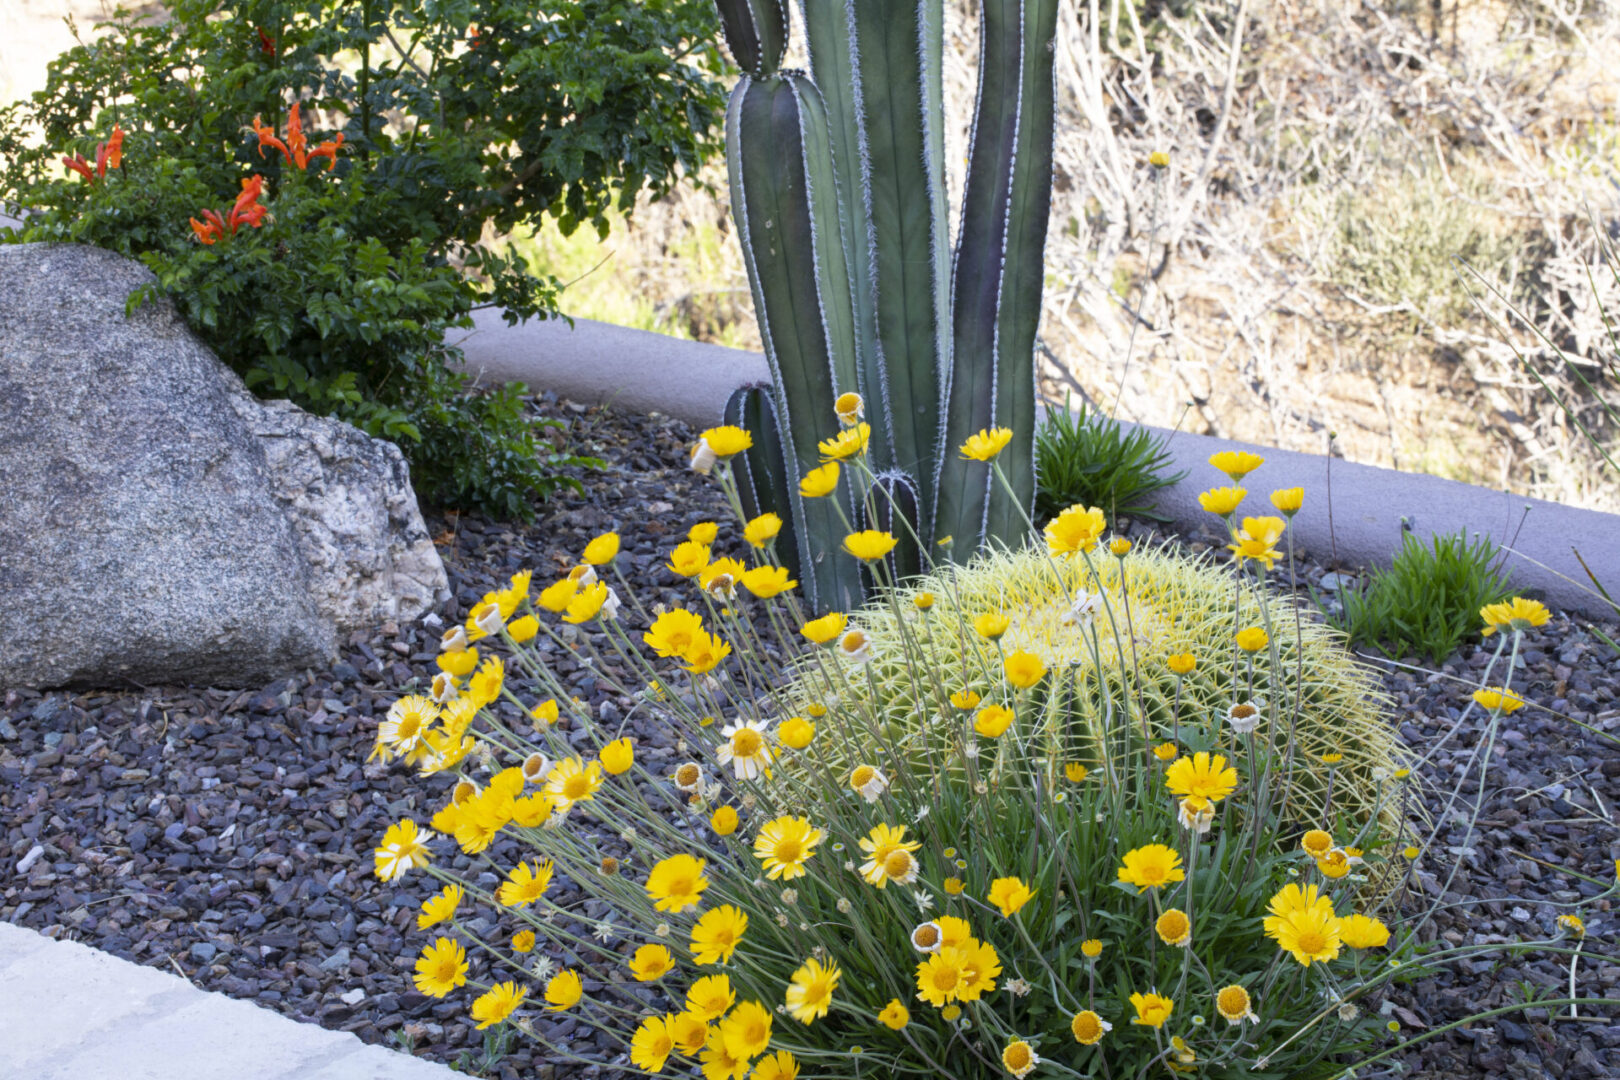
[
  {"left": 453, "top": 316, "right": 1620, "bottom": 620},
  {"left": 0, "top": 921, "right": 455, "bottom": 1080}
]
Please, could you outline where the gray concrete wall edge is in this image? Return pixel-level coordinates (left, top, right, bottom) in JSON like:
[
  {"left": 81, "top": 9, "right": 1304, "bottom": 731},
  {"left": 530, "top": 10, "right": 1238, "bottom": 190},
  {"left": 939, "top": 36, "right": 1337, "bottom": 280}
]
[{"left": 452, "top": 313, "right": 1620, "bottom": 620}]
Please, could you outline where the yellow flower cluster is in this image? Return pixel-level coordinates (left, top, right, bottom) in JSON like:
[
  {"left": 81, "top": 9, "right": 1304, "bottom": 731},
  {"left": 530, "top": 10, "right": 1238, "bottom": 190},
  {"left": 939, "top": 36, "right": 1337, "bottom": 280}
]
[{"left": 358, "top": 416, "right": 1567, "bottom": 1080}]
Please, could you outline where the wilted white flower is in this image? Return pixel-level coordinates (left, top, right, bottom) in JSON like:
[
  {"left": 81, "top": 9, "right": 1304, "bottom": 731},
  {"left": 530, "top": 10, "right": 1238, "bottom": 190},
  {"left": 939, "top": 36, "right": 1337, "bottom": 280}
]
[
  {"left": 1178, "top": 796, "right": 1215, "bottom": 834},
  {"left": 1060, "top": 591, "right": 1103, "bottom": 629},
  {"left": 1226, "top": 700, "right": 1263, "bottom": 734},
  {"left": 429, "top": 672, "right": 457, "bottom": 704},
  {"left": 838, "top": 628, "right": 873, "bottom": 665}
]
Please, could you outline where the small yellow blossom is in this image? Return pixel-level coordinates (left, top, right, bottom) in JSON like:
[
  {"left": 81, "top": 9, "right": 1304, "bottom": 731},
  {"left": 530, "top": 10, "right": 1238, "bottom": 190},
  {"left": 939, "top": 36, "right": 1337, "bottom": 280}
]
[
  {"left": 1209, "top": 450, "right": 1265, "bottom": 482},
  {"left": 1003, "top": 651, "right": 1047, "bottom": 689},
  {"left": 1130, "top": 991, "right": 1174, "bottom": 1028},
  {"left": 960, "top": 427, "right": 1014, "bottom": 461},
  {"left": 1045, "top": 504, "right": 1107, "bottom": 555},
  {"left": 778, "top": 716, "right": 815, "bottom": 749},
  {"left": 666, "top": 539, "right": 710, "bottom": 577},
  {"left": 988, "top": 876, "right": 1035, "bottom": 917},
  {"left": 785, "top": 957, "right": 840, "bottom": 1024},
  {"left": 645, "top": 853, "right": 709, "bottom": 913},
  {"left": 1156, "top": 908, "right": 1191, "bottom": 947},
  {"left": 974, "top": 704, "right": 1014, "bottom": 738},
  {"left": 819, "top": 422, "right": 871, "bottom": 461},
  {"left": 1480, "top": 597, "right": 1550, "bottom": 637},
  {"left": 1197, "top": 486, "right": 1247, "bottom": 516},
  {"left": 699, "top": 425, "right": 752, "bottom": 458},
  {"left": 544, "top": 970, "right": 583, "bottom": 1011},
  {"left": 1117, "top": 844, "right": 1185, "bottom": 892},
  {"left": 1472, "top": 686, "right": 1525, "bottom": 714},
  {"left": 1271, "top": 487, "right": 1304, "bottom": 515},
  {"left": 598, "top": 738, "right": 634, "bottom": 775},
  {"left": 1216, "top": 984, "right": 1257, "bottom": 1024},
  {"left": 710, "top": 805, "right": 739, "bottom": 836},
  {"left": 1001, "top": 1040, "right": 1039, "bottom": 1079},
  {"left": 582, "top": 531, "right": 619, "bottom": 565},
  {"left": 799, "top": 461, "right": 841, "bottom": 498},
  {"left": 951, "top": 689, "right": 982, "bottom": 710},
  {"left": 470, "top": 981, "right": 526, "bottom": 1029},
  {"left": 844, "top": 529, "right": 898, "bottom": 562},
  {"left": 743, "top": 512, "right": 783, "bottom": 548},
  {"left": 1235, "top": 626, "right": 1269, "bottom": 652},
  {"left": 1071, "top": 1009, "right": 1111, "bottom": 1045},
  {"left": 629, "top": 943, "right": 675, "bottom": 982},
  {"left": 975, "top": 612, "right": 1011, "bottom": 640},
  {"left": 800, "top": 611, "right": 847, "bottom": 644}
]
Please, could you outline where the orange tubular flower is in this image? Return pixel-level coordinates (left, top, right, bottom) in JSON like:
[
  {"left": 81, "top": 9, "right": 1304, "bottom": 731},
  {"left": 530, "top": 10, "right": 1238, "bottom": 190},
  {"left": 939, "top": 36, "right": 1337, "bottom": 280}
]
[
  {"left": 99, "top": 127, "right": 125, "bottom": 173},
  {"left": 62, "top": 126, "right": 125, "bottom": 184},
  {"left": 228, "top": 175, "right": 268, "bottom": 230},
  {"left": 189, "top": 211, "right": 227, "bottom": 245},
  {"left": 190, "top": 176, "right": 268, "bottom": 245},
  {"left": 62, "top": 155, "right": 95, "bottom": 183},
  {"left": 252, "top": 103, "right": 343, "bottom": 171}
]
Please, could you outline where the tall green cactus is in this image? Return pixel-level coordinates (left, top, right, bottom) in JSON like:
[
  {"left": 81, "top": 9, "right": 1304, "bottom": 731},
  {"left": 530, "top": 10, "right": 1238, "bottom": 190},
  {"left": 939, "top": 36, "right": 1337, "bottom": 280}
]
[{"left": 716, "top": 0, "right": 1057, "bottom": 611}]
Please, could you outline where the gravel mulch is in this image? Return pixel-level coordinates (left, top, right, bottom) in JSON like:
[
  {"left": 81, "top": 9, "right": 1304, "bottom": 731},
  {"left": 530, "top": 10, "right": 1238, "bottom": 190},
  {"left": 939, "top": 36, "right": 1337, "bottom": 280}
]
[{"left": 2, "top": 397, "right": 1617, "bottom": 1078}]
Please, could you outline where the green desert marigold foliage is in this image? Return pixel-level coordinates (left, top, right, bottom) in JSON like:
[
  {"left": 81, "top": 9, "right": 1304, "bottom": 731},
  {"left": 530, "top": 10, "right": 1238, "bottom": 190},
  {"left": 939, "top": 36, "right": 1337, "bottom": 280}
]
[{"left": 366, "top": 404, "right": 1609, "bottom": 1078}]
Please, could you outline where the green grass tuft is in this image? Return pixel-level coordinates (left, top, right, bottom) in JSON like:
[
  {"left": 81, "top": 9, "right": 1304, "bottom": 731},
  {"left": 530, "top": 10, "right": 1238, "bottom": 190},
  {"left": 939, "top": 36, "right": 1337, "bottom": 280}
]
[
  {"left": 1034, "top": 396, "right": 1185, "bottom": 525},
  {"left": 1330, "top": 531, "right": 1514, "bottom": 664}
]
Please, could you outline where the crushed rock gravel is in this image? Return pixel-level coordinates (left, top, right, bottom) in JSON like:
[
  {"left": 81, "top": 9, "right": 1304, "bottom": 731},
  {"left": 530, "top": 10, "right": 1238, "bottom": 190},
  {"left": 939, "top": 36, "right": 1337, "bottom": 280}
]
[{"left": 3, "top": 397, "right": 1617, "bottom": 1078}]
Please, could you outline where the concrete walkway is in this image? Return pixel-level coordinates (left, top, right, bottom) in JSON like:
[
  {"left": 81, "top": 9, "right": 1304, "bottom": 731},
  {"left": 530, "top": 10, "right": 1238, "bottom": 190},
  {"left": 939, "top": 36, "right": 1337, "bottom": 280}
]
[{"left": 0, "top": 921, "right": 455, "bottom": 1080}]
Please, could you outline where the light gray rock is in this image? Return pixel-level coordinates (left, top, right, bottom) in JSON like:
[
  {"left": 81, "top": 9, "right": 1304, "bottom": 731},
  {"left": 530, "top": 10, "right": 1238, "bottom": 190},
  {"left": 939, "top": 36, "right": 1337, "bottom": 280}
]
[
  {"left": 234, "top": 398, "right": 446, "bottom": 635},
  {"left": 0, "top": 243, "right": 447, "bottom": 689}
]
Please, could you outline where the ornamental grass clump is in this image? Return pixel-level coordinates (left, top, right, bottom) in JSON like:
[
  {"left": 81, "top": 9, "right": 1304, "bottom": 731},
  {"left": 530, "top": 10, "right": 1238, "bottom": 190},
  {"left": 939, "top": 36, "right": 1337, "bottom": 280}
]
[{"left": 365, "top": 404, "right": 1610, "bottom": 1078}]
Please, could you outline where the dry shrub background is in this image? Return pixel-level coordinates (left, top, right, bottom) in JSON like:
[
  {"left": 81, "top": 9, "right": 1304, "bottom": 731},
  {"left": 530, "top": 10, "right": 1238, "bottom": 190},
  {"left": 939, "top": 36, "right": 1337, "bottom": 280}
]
[{"left": 526, "top": 0, "right": 1620, "bottom": 511}]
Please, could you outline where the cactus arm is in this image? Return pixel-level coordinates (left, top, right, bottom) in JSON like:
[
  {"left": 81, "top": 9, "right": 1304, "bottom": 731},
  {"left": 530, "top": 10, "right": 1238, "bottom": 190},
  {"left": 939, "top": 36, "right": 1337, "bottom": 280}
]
[
  {"left": 713, "top": 0, "right": 790, "bottom": 76},
  {"left": 727, "top": 73, "right": 862, "bottom": 612},
  {"left": 724, "top": 383, "right": 802, "bottom": 582},
  {"left": 797, "top": 0, "right": 892, "bottom": 478},
  {"left": 935, "top": 0, "right": 1058, "bottom": 553},
  {"left": 866, "top": 469, "right": 924, "bottom": 585},
  {"left": 802, "top": 0, "right": 950, "bottom": 528}
]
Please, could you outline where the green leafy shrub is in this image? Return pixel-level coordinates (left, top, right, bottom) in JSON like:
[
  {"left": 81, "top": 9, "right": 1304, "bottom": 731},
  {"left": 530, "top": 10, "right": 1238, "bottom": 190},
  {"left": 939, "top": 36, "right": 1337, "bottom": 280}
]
[
  {"left": 0, "top": 0, "right": 727, "bottom": 516},
  {"left": 1331, "top": 530, "right": 1514, "bottom": 664},
  {"left": 1034, "top": 396, "right": 1185, "bottom": 525}
]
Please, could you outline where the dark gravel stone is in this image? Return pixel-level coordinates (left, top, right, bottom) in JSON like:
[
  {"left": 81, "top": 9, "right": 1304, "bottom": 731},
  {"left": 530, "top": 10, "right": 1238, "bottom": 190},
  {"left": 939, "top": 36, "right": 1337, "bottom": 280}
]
[{"left": 3, "top": 401, "right": 1615, "bottom": 1079}]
